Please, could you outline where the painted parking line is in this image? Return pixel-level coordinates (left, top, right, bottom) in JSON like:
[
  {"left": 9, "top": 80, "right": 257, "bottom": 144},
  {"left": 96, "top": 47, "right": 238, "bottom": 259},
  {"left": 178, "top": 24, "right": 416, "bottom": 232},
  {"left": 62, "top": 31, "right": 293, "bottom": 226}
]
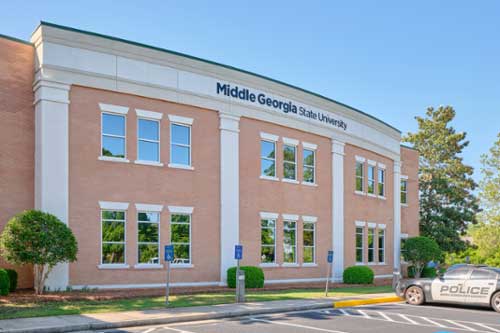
[
  {"left": 421, "top": 316, "right": 446, "bottom": 328},
  {"left": 446, "top": 320, "right": 479, "bottom": 332},
  {"left": 250, "top": 317, "right": 351, "bottom": 333}
]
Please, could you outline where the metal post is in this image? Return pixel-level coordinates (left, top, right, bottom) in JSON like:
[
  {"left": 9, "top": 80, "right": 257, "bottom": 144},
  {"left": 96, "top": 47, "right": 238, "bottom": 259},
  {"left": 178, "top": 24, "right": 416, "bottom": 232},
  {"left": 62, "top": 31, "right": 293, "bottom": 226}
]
[
  {"left": 325, "top": 262, "right": 331, "bottom": 297},
  {"left": 165, "top": 261, "right": 171, "bottom": 305},
  {"left": 235, "top": 259, "right": 240, "bottom": 303}
]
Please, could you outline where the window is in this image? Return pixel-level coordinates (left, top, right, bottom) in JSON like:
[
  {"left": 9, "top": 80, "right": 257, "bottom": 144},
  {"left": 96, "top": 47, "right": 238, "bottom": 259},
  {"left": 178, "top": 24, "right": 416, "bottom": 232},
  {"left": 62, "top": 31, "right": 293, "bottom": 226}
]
[
  {"left": 170, "top": 214, "right": 191, "bottom": 264},
  {"left": 368, "top": 227, "right": 375, "bottom": 263},
  {"left": 283, "top": 221, "right": 297, "bottom": 263},
  {"left": 356, "top": 227, "right": 364, "bottom": 263},
  {"left": 170, "top": 123, "right": 191, "bottom": 166},
  {"left": 400, "top": 237, "right": 407, "bottom": 263},
  {"left": 401, "top": 179, "right": 408, "bottom": 204},
  {"left": 444, "top": 267, "right": 470, "bottom": 280},
  {"left": 303, "top": 222, "right": 315, "bottom": 263},
  {"left": 470, "top": 269, "right": 498, "bottom": 280},
  {"left": 137, "top": 212, "right": 160, "bottom": 264},
  {"left": 261, "top": 140, "right": 276, "bottom": 177},
  {"left": 367, "top": 165, "right": 375, "bottom": 194},
  {"left": 355, "top": 162, "right": 364, "bottom": 192},
  {"left": 283, "top": 145, "right": 297, "bottom": 180},
  {"left": 101, "top": 210, "right": 126, "bottom": 264},
  {"left": 261, "top": 219, "right": 276, "bottom": 263},
  {"left": 303, "top": 149, "right": 315, "bottom": 183},
  {"left": 378, "top": 168, "right": 385, "bottom": 196},
  {"left": 102, "top": 113, "right": 126, "bottom": 158},
  {"left": 378, "top": 229, "right": 385, "bottom": 263},
  {"left": 137, "top": 118, "right": 160, "bottom": 162}
]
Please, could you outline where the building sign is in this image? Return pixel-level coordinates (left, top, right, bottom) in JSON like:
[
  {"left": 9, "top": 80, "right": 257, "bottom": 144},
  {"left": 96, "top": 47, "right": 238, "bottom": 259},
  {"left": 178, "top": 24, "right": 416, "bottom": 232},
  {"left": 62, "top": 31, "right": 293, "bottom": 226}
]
[{"left": 216, "top": 82, "right": 347, "bottom": 131}]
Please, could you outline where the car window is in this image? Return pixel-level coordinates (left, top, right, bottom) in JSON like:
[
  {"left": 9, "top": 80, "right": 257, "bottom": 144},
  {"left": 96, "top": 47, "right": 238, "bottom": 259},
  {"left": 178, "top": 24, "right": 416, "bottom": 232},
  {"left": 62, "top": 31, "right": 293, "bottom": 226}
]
[
  {"left": 470, "top": 269, "right": 497, "bottom": 280},
  {"left": 444, "top": 267, "right": 470, "bottom": 279}
]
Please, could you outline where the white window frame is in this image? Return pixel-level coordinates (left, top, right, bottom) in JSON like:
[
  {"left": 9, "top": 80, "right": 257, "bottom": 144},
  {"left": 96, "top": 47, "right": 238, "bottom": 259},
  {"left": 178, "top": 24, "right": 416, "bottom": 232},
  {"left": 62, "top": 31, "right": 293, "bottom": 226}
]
[
  {"left": 169, "top": 117, "right": 193, "bottom": 170},
  {"left": 169, "top": 211, "right": 192, "bottom": 266},
  {"left": 367, "top": 163, "right": 376, "bottom": 195},
  {"left": 283, "top": 140, "right": 298, "bottom": 183},
  {"left": 136, "top": 117, "right": 161, "bottom": 165},
  {"left": 377, "top": 226, "right": 386, "bottom": 264},
  {"left": 378, "top": 165, "right": 386, "bottom": 198},
  {"left": 355, "top": 161, "right": 365, "bottom": 194},
  {"left": 260, "top": 139, "right": 277, "bottom": 179},
  {"left": 367, "top": 224, "right": 376, "bottom": 264},
  {"left": 136, "top": 210, "right": 161, "bottom": 267},
  {"left": 302, "top": 220, "right": 316, "bottom": 265},
  {"left": 401, "top": 176, "right": 408, "bottom": 205},
  {"left": 400, "top": 233, "right": 409, "bottom": 263},
  {"left": 260, "top": 218, "right": 277, "bottom": 265},
  {"left": 99, "top": 209, "right": 128, "bottom": 268},
  {"left": 100, "top": 111, "right": 128, "bottom": 162},
  {"left": 282, "top": 219, "right": 297, "bottom": 265},
  {"left": 355, "top": 224, "right": 365, "bottom": 264},
  {"left": 302, "top": 147, "right": 316, "bottom": 185}
]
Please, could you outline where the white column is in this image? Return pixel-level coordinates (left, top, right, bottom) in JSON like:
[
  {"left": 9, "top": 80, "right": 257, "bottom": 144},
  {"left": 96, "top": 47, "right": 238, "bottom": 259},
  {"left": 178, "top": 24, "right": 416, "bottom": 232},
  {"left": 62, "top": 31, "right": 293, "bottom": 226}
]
[
  {"left": 332, "top": 140, "right": 345, "bottom": 282},
  {"left": 393, "top": 160, "right": 402, "bottom": 272},
  {"left": 34, "top": 79, "right": 71, "bottom": 290},
  {"left": 219, "top": 112, "right": 240, "bottom": 285}
]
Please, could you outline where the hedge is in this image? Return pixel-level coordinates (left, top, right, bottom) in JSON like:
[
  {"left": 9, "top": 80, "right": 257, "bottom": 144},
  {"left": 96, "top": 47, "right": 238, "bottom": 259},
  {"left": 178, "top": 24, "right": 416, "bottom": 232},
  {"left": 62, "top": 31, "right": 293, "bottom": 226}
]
[
  {"left": 0, "top": 269, "right": 9, "bottom": 296},
  {"left": 408, "top": 266, "right": 442, "bottom": 278},
  {"left": 227, "top": 266, "right": 264, "bottom": 288},
  {"left": 343, "top": 266, "right": 374, "bottom": 284},
  {"left": 5, "top": 269, "right": 17, "bottom": 292}
]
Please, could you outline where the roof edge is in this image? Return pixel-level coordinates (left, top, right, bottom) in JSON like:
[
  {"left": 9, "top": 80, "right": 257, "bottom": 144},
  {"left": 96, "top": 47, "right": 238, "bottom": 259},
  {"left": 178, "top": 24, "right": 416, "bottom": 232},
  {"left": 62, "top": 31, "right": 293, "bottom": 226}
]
[
  {"left": 37, "top": 21, "right": 401, "bottom": 134},
  {"left": 0, "top": 33, "right": 33, "bottom": 46},
  {"left": 400, "top": 144, "right": 418, "bottom": 151}
]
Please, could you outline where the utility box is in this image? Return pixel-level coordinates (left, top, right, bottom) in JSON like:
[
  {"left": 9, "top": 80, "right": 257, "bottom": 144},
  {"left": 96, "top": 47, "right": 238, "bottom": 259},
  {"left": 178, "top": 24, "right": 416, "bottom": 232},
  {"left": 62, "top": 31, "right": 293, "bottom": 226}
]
[{"left": 236, "top": 270, "right": 246, "bottom": 303}]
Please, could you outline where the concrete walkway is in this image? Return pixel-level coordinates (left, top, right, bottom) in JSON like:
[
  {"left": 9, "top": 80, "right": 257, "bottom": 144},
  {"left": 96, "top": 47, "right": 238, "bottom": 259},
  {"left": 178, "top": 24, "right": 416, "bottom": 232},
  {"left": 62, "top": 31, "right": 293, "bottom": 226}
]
[{"left": 0, "top": 292, "right": 397, "bottom": 333}]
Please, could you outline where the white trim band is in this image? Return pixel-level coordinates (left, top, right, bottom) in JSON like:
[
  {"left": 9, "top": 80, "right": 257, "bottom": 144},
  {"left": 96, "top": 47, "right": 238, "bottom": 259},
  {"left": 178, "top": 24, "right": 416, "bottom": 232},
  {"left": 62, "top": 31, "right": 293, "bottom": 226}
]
[
  {"left": 401, "top": 174, "right": 409, "bottom": 180},
  {"left": 99, "top": 201, "right": 129, "bottom": 210},
  {"left": 302, "top": 141, "right": 318, "bottom": 150},
  {"left": 260, "top": 132, "right": 279, "bottom": 142},
  {"left": 355, "top": 155, "right": 366, "bottom": 163},
  {"left": 302, "top": 215, "right": 318, "bottom": 223},
  {"left": 282, "top": 137, "right": 299, "bottom": 146},
  {"left": 378, "top": 163, "right": 386, "bottom": 169},
  {"left": 378, "top": 224, "right": 387, "bottom": 229},
  {"left": 355, "top": 221, "right": 366, "bottom": 227},
  {"left": 260, "top": 212, "right": 279, "bottom": 219},
  {"left": 368, "top": 159, "right": 377, "bottom": 166},
  {"left": 168, "top": 206, "right": 194, "bottom": 214},
  {"left": 367, "top": 222, "right": 377, "bottom": 228},
  {"left": 135, "top": 203, "right": 164, "bottom": 212},
  {"left": 168, "top": 114, "right": 193, "bottom": 125},
  {"left": 136, "top": 109, "right": 163, "bottom": 120},
  {"left": 282, "top": 214, "right": 299, "bottom": 221},
  {"left": 99, "top": 103, "right": 129, "bottom": 114}
]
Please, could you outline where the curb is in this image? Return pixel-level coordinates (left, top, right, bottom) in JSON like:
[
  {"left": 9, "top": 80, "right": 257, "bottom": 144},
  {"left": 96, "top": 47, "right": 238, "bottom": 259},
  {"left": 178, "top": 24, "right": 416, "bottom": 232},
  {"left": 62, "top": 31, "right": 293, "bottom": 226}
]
[{"left": 333, "top": 296, "right": 403, "bottom": 308}]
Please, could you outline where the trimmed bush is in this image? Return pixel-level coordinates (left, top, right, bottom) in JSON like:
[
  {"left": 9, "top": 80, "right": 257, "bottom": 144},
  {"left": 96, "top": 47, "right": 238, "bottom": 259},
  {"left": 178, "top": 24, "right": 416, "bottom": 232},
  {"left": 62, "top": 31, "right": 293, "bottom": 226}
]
[
  {"left": 408, "top": 266, "right": 437, "bottom": 278},
  {"left": 5, "top": 269, "right": 17, "bottom": 292},
  {"left": 0, "top": 269, "right": 9, "bottom": 296},
  {"left": 227, "top": 266, "right": 265, "bottom": 288},
  {"left": 343, "top": 266, "right": 374, "bottom": 284}
]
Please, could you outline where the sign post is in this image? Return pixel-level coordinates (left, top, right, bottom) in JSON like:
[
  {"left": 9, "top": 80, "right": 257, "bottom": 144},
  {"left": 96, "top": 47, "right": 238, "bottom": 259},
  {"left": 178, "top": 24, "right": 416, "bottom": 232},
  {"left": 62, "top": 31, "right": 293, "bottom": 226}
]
[
  {"left": 325, "top": 250, "right": 334, "bottom": 297},
  {"left": 234, "top": 244, "right": 243, "bottom": 303},
  {"left": 164, "top": 245, "right": 174, "bottom": 306}
]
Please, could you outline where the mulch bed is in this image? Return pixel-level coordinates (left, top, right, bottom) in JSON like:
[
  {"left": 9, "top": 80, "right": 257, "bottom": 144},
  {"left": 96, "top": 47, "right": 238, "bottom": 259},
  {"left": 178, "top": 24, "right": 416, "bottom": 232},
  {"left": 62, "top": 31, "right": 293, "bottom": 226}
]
[{"left": 0, "top": 279, "right": 391, "bottom": 304}]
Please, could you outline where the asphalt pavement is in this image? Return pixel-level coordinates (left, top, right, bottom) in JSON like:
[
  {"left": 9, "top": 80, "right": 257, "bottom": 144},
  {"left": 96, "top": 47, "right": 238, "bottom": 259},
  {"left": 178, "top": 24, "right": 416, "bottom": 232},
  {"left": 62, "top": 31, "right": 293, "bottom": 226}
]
[{"left": 94, "top": 302, "right": 500, "bottom": 333}]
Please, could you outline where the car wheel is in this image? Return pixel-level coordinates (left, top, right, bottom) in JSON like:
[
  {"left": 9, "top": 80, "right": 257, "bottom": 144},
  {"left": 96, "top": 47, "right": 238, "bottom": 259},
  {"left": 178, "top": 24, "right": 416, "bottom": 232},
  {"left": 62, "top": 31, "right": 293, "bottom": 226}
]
[
  {"left": 405, "top": 286, "right": 425, "bottom": 305},
  {"left": 491, "top": 291, "right": 500, "bottom": 313}
]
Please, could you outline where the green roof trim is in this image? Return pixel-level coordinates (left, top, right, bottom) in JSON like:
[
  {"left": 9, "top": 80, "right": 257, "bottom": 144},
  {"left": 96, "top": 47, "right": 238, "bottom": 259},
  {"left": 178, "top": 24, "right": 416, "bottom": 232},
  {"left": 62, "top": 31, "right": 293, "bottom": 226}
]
[
  {"left": 400, "top": 144, "right": 418, "bottom": 151},
  {"left": 0, "top": 33, "right": 33, "bottom": 46},
  {"left": 37, "top": 21, "right": 401, "bottom": 134}
]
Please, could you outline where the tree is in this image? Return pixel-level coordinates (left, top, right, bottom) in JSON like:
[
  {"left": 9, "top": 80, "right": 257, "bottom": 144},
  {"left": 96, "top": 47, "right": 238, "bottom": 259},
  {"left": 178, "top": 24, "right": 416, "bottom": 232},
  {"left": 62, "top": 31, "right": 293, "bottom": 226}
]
[
  {"left": 402, "top": 236, "right": 442, "bottom": 278},
  {"left": 404, "top": 106, "right": 479, "bottom": 252},
  {"left": 0, "top": 210, "right": 78, "bottom": 294},
  {"left": 478, "top": 132, "right": 500, "bottom": 225}
]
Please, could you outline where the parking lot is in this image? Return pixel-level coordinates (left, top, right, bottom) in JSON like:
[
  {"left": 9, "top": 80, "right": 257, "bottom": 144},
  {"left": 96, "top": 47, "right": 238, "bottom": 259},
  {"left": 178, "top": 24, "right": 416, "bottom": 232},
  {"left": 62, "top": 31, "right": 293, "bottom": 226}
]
[{"left": 97, "top": 302, "right": 500, "bottom": 333}]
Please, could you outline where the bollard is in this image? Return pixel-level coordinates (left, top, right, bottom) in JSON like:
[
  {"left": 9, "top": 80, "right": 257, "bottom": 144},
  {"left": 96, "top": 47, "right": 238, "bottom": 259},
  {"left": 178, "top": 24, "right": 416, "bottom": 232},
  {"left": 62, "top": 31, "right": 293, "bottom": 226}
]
[
  {"left": 236, "top": 270, "right": 246, "bottom": 303},
  {"left": 392, "top": 270, "right": 401, "bottom": 291}
]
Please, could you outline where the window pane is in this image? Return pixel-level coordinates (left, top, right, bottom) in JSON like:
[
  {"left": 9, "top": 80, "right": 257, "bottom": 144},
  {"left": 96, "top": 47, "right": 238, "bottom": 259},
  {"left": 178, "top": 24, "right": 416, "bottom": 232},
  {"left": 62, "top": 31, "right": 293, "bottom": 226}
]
[
  {"left": 102, "top": 243, "right": 125, "bottom": 264},
  {"left": 283, "top": 229, "right": 296, "bottom": 246},
  {"left": 368, "top": 180, "right": 374, "bottom": 194},
  {"left": 284, "top": 221, "right": 295, "bottom": 229},
  {"left": 368, "top": 249, "right": 374, "bottom": 262},
  {"left": 284, "top": 162, "right": 296, "bottom": 179},
  {"left": 303, "top": 230, "right": 314, "bottom": 246},
  {"left": 171, "top": 224, "right": 190, "bottom": 243},
  {"left": 283, "top": 145, "right": 295, "bottom": 162},
  {"left": 171, "top": 145, "right": 190, "bottom": 165},
  {"left": 138, "top": 141, "right": 159, "bottom": 161},
  {"left": 378, "top": 249, "right": 384, "bottom": 263},
  {"left": 173, "top": 244, "right": 190, "bottom": 263},
  {"left": 102, "top": 136, "right": 125, "bottom": 158},
  {"left": 138, "top": 244, "right": 159, "bottom": 264},
  {"left": 261, "top": 141, "right": 275, "bottom": 159},
  {"left": 102, "top": 113, "right": 125, "bottom": 136},
  {"left": 356, "top": 249, "right": 363, "bottom": 262},
  {"left": 138, "top": 223, "right": 159, "bottom": 242},
  {"left": 261, "top": 219, "right": 275, "bottom": 228},
  {"left": 138, "top": 119, "right": 159, "bottom": 141},
  {"left": 303, "top": 166, "right": 314, "bottom": 183},
  {"left": 378, "top": 169, "right": 384, "bottom": 183},
  {"left": 261, "top": 159, "right": 276, "bottom": 177},
  {"left": 261, "top": 227, "right": 275, "bottom": 245},
  {"left": 138, "top": 212, "right": 159, "bottom": 223},
  {"left": 172, "top": 214, "right": 190, "bottom": 223},
  {"left": 303, "top": 247, "right": 314, "bottom": 263},
  {"left": 368, "top": 166, "right": 374, "bottom": 180},
  {"left": 356, "top": 162, "right": 363, "bottom": 177},
  {"left": 470, "top": 269, "right": 497, "bottom": 280},
  {"left": 171, "top": 124, "right": 190, "bottom": 145},
  {"left": 283, "top": 245, "right": 296, "bottom": 263},
  {"left": 356, "top": 177, "right": 363, "bottom": 191},
  {"left": 303, "top": 149, "right": 314, "bottom": 166},
  {"left": 378, "top": 182, "right": 384, "bottom": 196},
  {"left": 102, "top": 221, "right": 125, "bottom": 242},
  {"left": 261, "top": 246, "right": 275, "bottom": 263},
  {"left": 102, "top": 211, "right": 125, "bottom": 220}
]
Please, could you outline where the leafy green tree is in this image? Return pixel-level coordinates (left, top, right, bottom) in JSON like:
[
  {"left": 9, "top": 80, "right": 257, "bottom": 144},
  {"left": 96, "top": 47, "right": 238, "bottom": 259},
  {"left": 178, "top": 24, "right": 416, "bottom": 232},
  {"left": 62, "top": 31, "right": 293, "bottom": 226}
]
[
  {"left": 402, "top": 236, "right": 442, "bottom": 278},
  {"left": 478, "top": 132, "right": 500, "bottom": 225},
  {"left": 404, "top": 106, "right": 479, "bottom": 252},
  {"left": 0, "top": 210, "right": 78, "bottom": 294}
]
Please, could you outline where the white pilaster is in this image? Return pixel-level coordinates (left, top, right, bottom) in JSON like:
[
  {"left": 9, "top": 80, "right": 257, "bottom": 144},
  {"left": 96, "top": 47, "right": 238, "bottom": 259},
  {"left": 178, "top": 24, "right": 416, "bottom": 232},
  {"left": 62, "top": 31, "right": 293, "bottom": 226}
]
[
  {"left": 219, "top": 112, "right": 240, "bottom": 285},
  {"left": 34, "top": 79, "right": 71, "bottom": 290},
  {"left": 332, "top": 140, "right": 345, "bottom": 282},
  {"left": 393, "top": 160, "right": 402, "bottom": 272}
]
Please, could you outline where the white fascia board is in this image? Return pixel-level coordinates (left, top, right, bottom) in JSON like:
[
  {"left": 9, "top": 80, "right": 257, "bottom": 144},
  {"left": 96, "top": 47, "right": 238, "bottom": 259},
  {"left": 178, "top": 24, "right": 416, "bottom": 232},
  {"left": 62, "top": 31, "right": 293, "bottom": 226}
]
[
  {"left": 260, "top": 212, "right": 279, "bottom": 219},
  {"left": 378, "top": 162, "right": 386, "bottom": 169},
  {"left": 260, "top": 132, "right": 279, "bottom": 142},
  {"left": 302, "top": 142, "right": 317, "bottom": 150},
  {"left": 99, "top": 103, "right": 129, "bottom": 115},
  {"left": 168, "top": 114, "right": 193, "bottom": 125},
  {"left": 302, "top": 215, "right": 318, "bottom": 223},
  {"left": 282, "top": 137, "right": 299, "bottom": 146},
  {"left": 378, "top": 223, "right": 387, "bottom": 229},
  {"left": 401, "top": 174, "right": 409, "bottom": 180},
  {"left": 99, "top": 201, "right": 129, "bottom": 210},
  {"left": 367, "top": 222, "right": 377, "bottom": 228},
  {"left": 401, "top": 233, "right": 409, "bottom": 239},
  {"left": 368, "top": 159, "right": 377, "bottom": 166},
  {"left": 136, "top": 109, "right": 163, "bottom": 120},
  {"left": 282, "top": 214, "right": 299, "bottom": 221},
  {"left": 168, "top": 206, "right": 194, "bottom": 214},
  {"left": 355, "top": 155, "right": 366, "bottom": 163},
  {"left": 135, "top": 203, "right": 164, "bottom": 212},
  {"left": 355, "top": 221, "right": 366, "bottom": 227}
]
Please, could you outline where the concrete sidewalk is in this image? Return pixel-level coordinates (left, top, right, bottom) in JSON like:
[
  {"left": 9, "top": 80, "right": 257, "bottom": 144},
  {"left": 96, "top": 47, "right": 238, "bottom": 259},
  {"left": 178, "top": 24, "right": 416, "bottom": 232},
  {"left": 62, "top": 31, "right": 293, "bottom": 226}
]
[{"left": 0, "top": 292, "right": 398, "bottom": 333}]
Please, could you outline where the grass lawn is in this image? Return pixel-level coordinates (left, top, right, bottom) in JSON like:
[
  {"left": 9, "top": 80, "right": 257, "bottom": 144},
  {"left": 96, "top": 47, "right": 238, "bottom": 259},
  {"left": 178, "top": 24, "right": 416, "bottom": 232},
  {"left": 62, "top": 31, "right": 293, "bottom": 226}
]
[{"left": 0, "top": 285, "right": 392, "bottom": 320}]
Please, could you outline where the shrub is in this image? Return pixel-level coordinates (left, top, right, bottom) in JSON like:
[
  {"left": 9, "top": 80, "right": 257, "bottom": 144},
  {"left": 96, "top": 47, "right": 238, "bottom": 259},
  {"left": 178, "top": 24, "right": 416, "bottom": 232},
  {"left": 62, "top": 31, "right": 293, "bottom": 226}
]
[
  {"left": 343, "top": 266, "right": 374, "bottom": 284},
  {"left": 408, "top": 266, "right": 438, "bottom": 278},
  {"left": 5, "top": 269, "right": 17, "bottom": 292},
  {"left": 0, "top": 269, "right": 9, "bottom": 296},
  {"left": 402, "top": 236, "right": 442, "bottom": 278},
  {"left": 227, "top": 266, "right": 265, "bottom": 288}
]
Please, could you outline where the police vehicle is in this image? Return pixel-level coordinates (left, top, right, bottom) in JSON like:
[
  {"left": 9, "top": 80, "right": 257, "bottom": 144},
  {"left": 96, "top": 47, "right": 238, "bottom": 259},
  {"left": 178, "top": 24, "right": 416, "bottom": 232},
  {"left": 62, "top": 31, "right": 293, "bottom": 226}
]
[{"left": 395, "top": 264, "right": 500, "bottom": 312}]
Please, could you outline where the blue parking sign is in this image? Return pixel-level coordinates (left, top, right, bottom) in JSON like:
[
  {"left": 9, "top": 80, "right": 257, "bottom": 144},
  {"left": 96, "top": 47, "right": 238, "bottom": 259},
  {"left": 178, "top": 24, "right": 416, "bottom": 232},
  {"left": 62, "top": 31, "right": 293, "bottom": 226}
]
[
  {"left": 327, "top": 250, "right": 334, "bottom": 263},
  {"left": 234, "top": 245, "right": 243, "bottom": 260},
  {"left": 164, "top": 245, "right": 174, "bottom": 262}
]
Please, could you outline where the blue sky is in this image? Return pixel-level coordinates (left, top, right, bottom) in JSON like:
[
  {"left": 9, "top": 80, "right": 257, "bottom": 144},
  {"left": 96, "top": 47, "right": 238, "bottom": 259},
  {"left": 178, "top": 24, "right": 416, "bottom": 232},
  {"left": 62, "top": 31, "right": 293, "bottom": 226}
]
[{"left": 2, "top": 1, "right": 499, "bottom": 182}]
